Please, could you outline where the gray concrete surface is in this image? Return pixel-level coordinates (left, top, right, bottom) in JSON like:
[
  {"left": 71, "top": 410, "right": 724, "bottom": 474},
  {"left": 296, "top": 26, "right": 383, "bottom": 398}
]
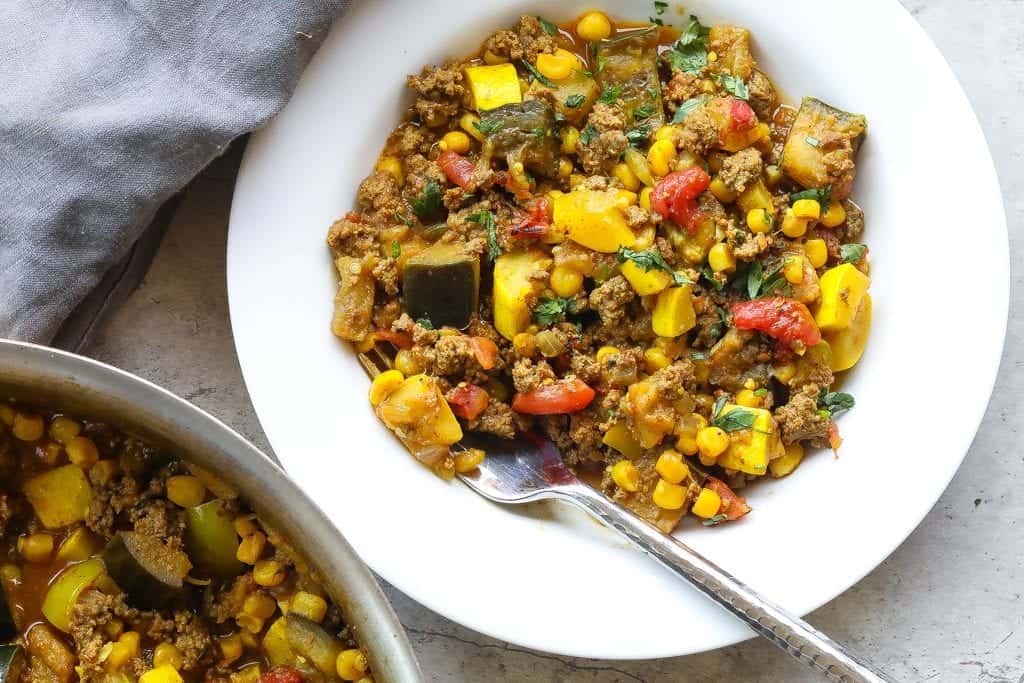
[{"left": 83, "top": 1, "right": 1023, "bottom": 680}]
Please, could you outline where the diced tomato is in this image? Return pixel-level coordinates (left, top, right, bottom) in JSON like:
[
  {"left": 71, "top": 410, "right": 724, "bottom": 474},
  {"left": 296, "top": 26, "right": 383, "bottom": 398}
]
[
  {"left": 732, "top": 298, "right": 822, "bottom": 348},
  {"left": 468, "top": 336, "right": 499, "bottom": 370},
  {"left": 438, "top": 150, "right": 476, "bottom": 189},
  {"left": 446, "top": 383, "right": 490, "bottom": 421},
  {"left": 651, "top": 167, "right": 712, "bottom": 234},
  {"left": 374, "top": 329, "right": 414, "bottom": 350},
  {"left": 260, "top": 667, "right": 303, "bottom": 683},
  {"left": 828, "top": 422, "right": 843, "bottom": 452},
  {"left": 704, "top": 476, "right": 751, "bottom": 521},
  {"left": 511, "top": 378, "right": 596, "bottom": 415},
  {"left": 344, "top": 211, "right": 364, "bottom": 223},
  {"left": 510, "top": 197, "right": 552, "bottom": 238},
  {"left": 728, "top": 98, "right": 756, "bottom": 131}
]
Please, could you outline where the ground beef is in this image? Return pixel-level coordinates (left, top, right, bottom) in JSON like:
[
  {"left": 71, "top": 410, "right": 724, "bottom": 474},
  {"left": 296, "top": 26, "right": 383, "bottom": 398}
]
[
  {"left": 406, "top": 60, "right": 465, "bottom": 128},
  {"left": 511, "top": 358, "right": 556, "bottom": 393},
  {"left": 386, "top": 122, "right": 435, "bottom": 157},
  {"left": 623, "top": 205, "right": 655, "bottom": 231},
  {"left": 677, "top": 107, "right": 720, "bottom": 154},
  {"left": 434, "top": 335, "right": 491, "bottom": 379},
  {"left": 326, "top": 214, "right": 378, "bottom": 257},
  {"left": 514, "top": 15, "right": 558, "bottom": 60},
  {"left": 728, "top": 224, "right": 770, "bottom": 261},
  {"left": 468, "top": 399, "right": 516, "bottom": 439},
  {"left": 719, "top": 148, "right": 763, "bottom": 194},
  {"left": 371, "top": 257, "right": 400, "bottom": 296},
  {"left": 599, "top": 348, "right": 643, "bottom": 388},
  {"left": 663, "top": 70, "right": 702, "bottom": 109},
  {"left": 129, "top": 499, "right": 185, "bottom": 549},
  {"left": 589, "top": 276, "right": 635, "bottom": 328},
  {"left": 147, "top": 611, "right": 212, "bottom": 672},
  {"left": 838, "top": 199, "right": 865, "bottom": 241},
  {"left": 775, "top": 383, "right": 830, "bottom": 447},
  {"left": 70, "top": 591, "right": 140, "bottom": 681},
  {"left": 86, "top": 476, "right": 142, "bottom": 539},
  {"left": 747, "top": 70, "right": 776, "bottom": 120},
  {"left": 567, "top": 408, "right": 608, "bottom": 464},
  {"left": 570, "top": 352, "right": 602, "bottom": 385},
  {"left": 203, "top": 575, "right": 254, "bottom": 625},
  {"left": 577, "top": 103, "right": 628, "bottom": 175},
  {"left": 356, "top": 171, "right": 407, "bottom": 222}
]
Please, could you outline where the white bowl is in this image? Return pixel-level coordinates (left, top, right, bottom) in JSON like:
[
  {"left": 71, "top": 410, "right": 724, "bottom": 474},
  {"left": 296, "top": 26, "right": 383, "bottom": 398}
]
[{"left": 226, "top": 0, "right": 1008, "bottom": 659}]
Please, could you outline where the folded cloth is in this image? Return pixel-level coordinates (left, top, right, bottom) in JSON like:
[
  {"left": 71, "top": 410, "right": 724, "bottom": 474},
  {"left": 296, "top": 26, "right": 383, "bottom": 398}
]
[{"left": 0, "top": 0, "right": 349, "bottom": 343}]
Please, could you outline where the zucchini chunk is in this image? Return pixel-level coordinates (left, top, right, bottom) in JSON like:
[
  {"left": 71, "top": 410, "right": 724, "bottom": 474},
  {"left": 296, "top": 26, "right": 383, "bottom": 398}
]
[
  {"left": 594, "top": 27, "right": 665, "bottom": 137},
  {"left": 781, "top": 97, "right": 867, "bottom": 200},
  {"left": 0, "top": 645, "right": 25, "bottom": 683},
  {"left": 185, "top": 500, "right": 244, "bottom": 580},
  {"left": 0, "top": 584, "right": 14, "bottom": 643},
  {"left": 403, "top": 243, "right": 480, "bottom": 330},
  {"left": 102, "top": 532, "right": 192, "bottom": 609},
  {"left": 285, "top": 615, "right": 342, "bottom": 677},
  {"left": 525, "top": 69, "right": 600, "bottom": 126},
  {"left": 479, "top": 99, "right": 560, "bottom": 178},
  {"left": 331, "top": 256, "right": 375, "bottom": 343}
]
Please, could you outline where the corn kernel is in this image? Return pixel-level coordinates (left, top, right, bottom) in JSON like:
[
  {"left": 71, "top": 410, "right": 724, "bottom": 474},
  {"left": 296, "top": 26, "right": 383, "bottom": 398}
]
[
  {"left": 18, "top": 534, "right": 53, "bottom": 563},
  {"left": 375, "top": 156, "right": 403, "bottom": 185},
  {"left": 63, "top": 435, "right": 99, "bottom": 469},
  {"left": 438, "top": 131, "right": 470, "bottom": 155},
  {"left": 369, "top": 369, "right": 405, "bottom": 406},
  {"left": 647, "top": 139, "right": 676, "bottom": 177},
  {"left": 792, "top": 199, "right": 821, "bottom": 220},
  {"left": 561, "top": 126, "right": 580, "bottom": 154},
  {"left": 243, "top": 593, "right": 278, "bottom": 620},
  {"left": 697, "top": 426, "right": 729, "bottom": 459},
  {"left": 234, "top": 515, "right": 258, "bottom": 538},
  {"left": 821, "top": 202, "right": 847, "bottom": 228},
  {"left": 610, "top": 460, "right": 640, "bottom": 492},
  {"left": 236, "top": 614, "right": 264, "bottom": 634},
  {"left": 104, "top": 619, "right": 124, "bottom": 640},
  {"left": 576, "top": 11, "right": 612, "bottom": 41},
  {"left": 289, "top": 591, "right": 329, "bottom": 623},
  {"left": 48, "top": 416, "right": 82, "bottom": 444},
  {"left": 536, "top": 49, "right": 578, "bottom": 81},
  {"left": 596, "top": 346, "right": 620, "bottom": 363},
  {"left": 454, "top": 448, "right": 485, "bottom": 473},
  {"left": 166, "top": 476, "right": 206, "bottom": 508},
  {"left": 512, "top": 332, "right": 536, "bottom": 358},
  {"left": 237, "top": 531, "right": 267, "bottom": 565},
  {"left": 393, "top": 350, "right": 421, "bottom": 376},
  {"left": 558, "top": 157, "right": 574, "bottom": 178},
  {"left": 337, "top": 649, "right": 369, "bottom": 681},
  {"left": 12, "top": 413, "right": 44, "bottom": 441},
  {"left": 708, "top": 243, "right": 735, "bottom": 273},
  {"left": 612, "top": 163, "right": 640, "bottom": 191},
  {"left": 107, "top": 632, "right": 141, "bottom": 670},
  {"left": 643, "top": 347, "right": 671, "bottom": 373},
  {"left": 708, "top": 178, "right": 737, "bottom": 203},
  {"left": 460, "top": 113, "right": 484, "bottom": 142},
  {"left": 707, "top": 50, "right": 719, "bottom": 63},
  {"left": 781, "top": 209, "right": 808, "bottom": 238},
  {"left": 253, "top": 560, "right": 286, "bottom": 587},
  {"left": 746, "top": 208, "right": 773, "bottom": 234},
  {"left": 153, "top": 643, "right": 183, "bottom": 670},
  {"left": 655, "top": 450, "right": 689, "bottom": 484},
  {"left": 805, "top": 239, "right": 828, "bottom": 268},
  {"left": 483, "top": 49, "right": 507, "bottom": 65},
  {"left": 639, "top": 187, "right": 653, "bottom": 210},
  {"left": 39, "top": 441, "right": 63, "bottom": 466},
  {"left": 652, "top": 479, "right": 686, "bottom": 510},
  {"left": 140, "top": 666, "right": 183, "bottom": 683},
  {"left": 691, "top": 488, "right": 722, "bottom": 518},
  {"left": 735, "top": 389, "right": 762, "bottom": 408},
  {"left": 220, "top": 634, "right": 244, "bottom": 665},
  {"left": 550, "top": 266, "right": 583, "bottom": 297},
  {"left": 0, "top": 405, "right": 14, "bottom": 427},
  {"left": 783, "top": 256, "right": 805, "bottom": 284}
]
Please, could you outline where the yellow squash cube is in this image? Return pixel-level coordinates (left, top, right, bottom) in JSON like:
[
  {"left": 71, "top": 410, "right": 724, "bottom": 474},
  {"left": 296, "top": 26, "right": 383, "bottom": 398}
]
[
  {"left": 620, "top": 259, "right": 672, "bottom": 296},
  {"left": 602, "top": 422, "right": 644, "bottom": 459},
  {"left": 376, "top": 374, "right": 463, "bottom": 447},
  {"left": 826, "top": 293, "right": 872, "bottom": 371},
  {"left": 736, "top": 179, "right": 774, "bottom": 215},
  {"left": 552, "top": 189, "right": 637, "bottom": 253},
  {"left": 493, "top": 249, "right": 549, "bottom": 340},
  {"left": 651, "top": 286, "right": 696, "bottom": 338},
  {"left": 716, "top": 404, "right": 783, "bottom": 476},
  {"left": 464, "top": 63, "right": 522, "bottom": 112},
  {"left": 23, "top": 465, "right": 94, "bottom": 529},
  {"left": 815, "top": 263, "right": 870, "bottom": 332}
]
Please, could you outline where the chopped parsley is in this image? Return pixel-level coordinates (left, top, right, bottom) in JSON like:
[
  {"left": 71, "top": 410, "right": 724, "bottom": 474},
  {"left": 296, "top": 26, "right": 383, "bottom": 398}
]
[
  {"left": 747, "top": 258, "right": 790, "bottom": 299},
  {"left": 702, "top": 513, "right": 729, "bottom": 527},
  {"left": 654, "top": 0, "right": 669, "bottom": 14},
  {"left": 533, "top": 296, "right": 577, "bottom": 326},
  {"left": 415, "top": 317, "right": 434, "bottom": 330},
  {"left": 536, "top": 16, "right": 559, "bottom": 35},
  {"left": 411, "top": 180, "right": 442, "bottom": 221},
  {"left": 805, "top": 135, "right": 821, "bottom": 148},
  {"left": 520, "top": 59, "right": 555, "bottom": 88},
  {"left": 701, "top": 266, "right": 725, "bottom": 291},
  {"left": 649, "top": 16, "right": 664, "bottom": 26},
  {"left": 790, "top": 185, "right": 832, "bottom": 212},
  {"left": 565, "top": 94, "right": 586, "bottom": 108},
  {"left": 616, "top": 246, "right": 692, "bottom": 286},
  {"left": 468, "top": 210, "right": 501, "bottom": 262},
  {"left": 662, "top": 15, "right": 710, "bottom": 73},
  {"left": 596, "top": 55, "right": 607, "bottom": 73},
  {"left": 625, "top": 124, "right": 652, "bottom": 146},
  {"left": 671, "top": 95, "right": 709, "bottom": 123},
  {"left": 753, "top": 388, "right": 769, "bottom": 397},
  {"left": 840, "top": 243, "right": 867, "bottom": 264},
  {"left": 708, "top": 305, "right": 729, "bottom": 340},
  {"left": 818, "top": 389, "right": 855, "bottom": 418},
  {"left": 634, "top": 103, "right": 656, "bottom": 120},
  {"left": 580, "top": 123, "right": 598, "bottom": 145},
  {"left": 390, "top": 241, "right": 401, "bottom": 258},
  {"left": 473, "top": 119, "right": 504, "bottom": 136},
  {"left": 715, "top": 73, "right": 750, "bottom": 100},
  {"left": 598, "top": 85, "right": 623, "bottom": 104},
  {"left": 711, "top": 396, "right": 759, "bottom": 433},
  {"left": 532, "top": 127, "right": 546, "bottom": 140}
]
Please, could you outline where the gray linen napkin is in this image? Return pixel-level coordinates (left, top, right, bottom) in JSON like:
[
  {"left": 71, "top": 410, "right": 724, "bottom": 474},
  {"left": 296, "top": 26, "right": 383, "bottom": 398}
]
[{"left": 0, "top": 0, "right": 349, "bottom": 344}]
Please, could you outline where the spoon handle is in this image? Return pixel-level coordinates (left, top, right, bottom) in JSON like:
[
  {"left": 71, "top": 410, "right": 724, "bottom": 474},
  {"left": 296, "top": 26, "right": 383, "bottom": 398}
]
[{"left": 563, "top": 484, "right": 891, "bottom": 683}]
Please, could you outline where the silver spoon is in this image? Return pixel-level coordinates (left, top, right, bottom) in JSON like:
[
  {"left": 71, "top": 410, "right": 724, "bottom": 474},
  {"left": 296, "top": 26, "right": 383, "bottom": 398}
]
[{"left": 457, "top": 431, "right": 891, "bottom": 682}]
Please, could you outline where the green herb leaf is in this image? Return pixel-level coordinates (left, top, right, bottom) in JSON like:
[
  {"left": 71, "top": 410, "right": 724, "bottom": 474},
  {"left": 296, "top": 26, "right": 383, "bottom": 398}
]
[
  {"left": 714, "top": 73, "right": 749, "bottom": 100},
  {"left": 754, "top": 388, "right": 768, "bottom": 397},
  {"left": 840, "top": 243, "right": 867, "bottom": 264},
  {"left": 520, "top": 59, "right": 555, "bottom": 88},
  {"left": 532, "top": 127, "right": 546, "bottom": 140},
  {"left": 711, "top": 396, "right": 759, "bottom": 433},
  {"left": 473, "top": 118, "right": 504, "bottom": 135},
  {"left": 790, "top": 185, "right": 832, "bottom": 212},
  {"left": 411, "top": 180, "right": 443, "bottom": 221},
  {"left": 415, "top": 317, "right": 434, "bottom": 330},
  {"left": 662, "top": 15, "right": 710, "bottom": 73},
  {"left": 617, "top": 246, "right": 692, "bottom": 286},
  {"left": 649, "top": 16, "right": 664, "bottom": 26},
  {"left": 818, "top": 390, "right": 855, "bottom": 418},
  {"left": 805, "top": 135, "right": 821, "bottom": 148},
  {"left": 677, "top": 14, "right": 711, "bottom": 47},
  {"left": 746, "top": 258, "right": 789, "bottom": 299},
  {"left": 580, "top": 124, "right": 598, "bottom": 145},
  {"left": 654, "top": 0, "right": 668, "bottom": 14},
  {"left": 597, "top": 55, "right": 607, "bottom": 73},
  {"left": 634, "top": 103, "right": 656, "bottom": 120},
  {"left": 625, "top": 124, "right": 652, "bottom": 146},
  {"left": 701, "top": 266, "right": 725, "bottom": 291},
  {"left": 671, "top": 95, "right": 708, "bottom": 123},
  {"left": 536, "top": 16, "right": 559, "bottom": 35},
  {"left": 690, "top": 351, "right": 708, "bottom": 361},
  {"left": 533, "top": 296, "right": 577, "bottom": 326},
  {"left": 598, "top": 85, "right": 623, "bottom": 104},
  {"left": 565, "top": 94, "right": 586, "bottom": 108},
  {"left": 702, "top": 513, "right": 729, "bottom": 527},
  {"left": 390, "top": 241, "right": 401, "bottom": 258},
  {"left": 468, "top": 210, "right": 501, "bottom": 262}
]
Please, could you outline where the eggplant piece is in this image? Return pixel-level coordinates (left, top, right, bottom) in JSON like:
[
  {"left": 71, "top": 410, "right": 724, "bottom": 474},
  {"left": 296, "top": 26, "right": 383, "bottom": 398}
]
[
  {"left": 185, "top": 500, "right": 243, "bottom": 580},
  {"left": 403, "top": 242, "right": 479, "bottom": 330},
  {"left": 594, "top": 27, "right": 665, "bottom": 136},
  {"left": 0, "top": 645, "right": 25, "bottom": 683},
  {"left": 479, "top": 99, "right": 560, "bottom": 178},
  {"left": 781, "top": 97, "right": 867, "bottom": 200},
  {"left": 102, "top": 532, "right": 191, "bottom": 609},
  {"left": 0, "top": 583, "right": 13, "bottom": 643},
  {"left": 525, "top": 69, "right": 600, "bottom": 125},
  {"left": 284, "top": 615, "right": 342, "bottom": 677}
]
